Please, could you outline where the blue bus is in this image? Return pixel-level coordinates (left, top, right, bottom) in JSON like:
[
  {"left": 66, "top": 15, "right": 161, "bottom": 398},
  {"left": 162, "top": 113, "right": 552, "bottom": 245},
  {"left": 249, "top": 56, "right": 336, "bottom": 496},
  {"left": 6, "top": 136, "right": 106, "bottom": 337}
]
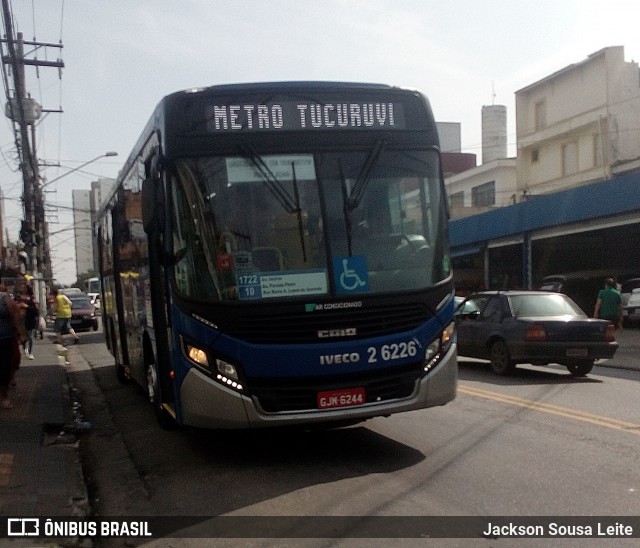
[{"left": 95, "top": 82, "right": 457, "bottom": 429}]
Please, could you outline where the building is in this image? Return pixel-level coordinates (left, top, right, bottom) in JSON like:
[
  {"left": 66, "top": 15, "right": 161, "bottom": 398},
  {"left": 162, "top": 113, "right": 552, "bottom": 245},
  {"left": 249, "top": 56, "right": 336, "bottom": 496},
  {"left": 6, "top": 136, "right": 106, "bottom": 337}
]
[
  {"left": 437, "top": 122, "right": 462, "bottom": 153},
  {"left": 72, "top": 177, "right": 115, "bottom": 280},
  {"left": 482, "top": 104, "right": 508, "bottom": 164},
  {"left": 72, "top": 189, "right": 93, "bottom": 278},
  {"left": 450, "top": 46, "right": 640, "bottom": 301},
  {"left": 436, "top": 120, "right": 477, "bottom": 179},
  {"left": 444, "top": 104, "right": 517, "bottom": 218},
  {"left": 516, "top": 46, "right": 640, "bottom": 194},
  {"left": 447, "top": 158, "right": 518, "bottom": 218}
]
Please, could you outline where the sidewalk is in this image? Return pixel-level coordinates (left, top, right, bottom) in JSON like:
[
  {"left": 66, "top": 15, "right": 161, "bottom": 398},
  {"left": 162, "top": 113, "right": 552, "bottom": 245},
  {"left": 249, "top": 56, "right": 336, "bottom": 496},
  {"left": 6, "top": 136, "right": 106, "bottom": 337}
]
[
  {"left": 0, "top": 326, "right": 639, "bottom": 533},
  {"left": 0, "top": 336, "right": 88, "bottom": 521},
  {"left": 598, "top": 325, "right": 640, "bottom": 371}
]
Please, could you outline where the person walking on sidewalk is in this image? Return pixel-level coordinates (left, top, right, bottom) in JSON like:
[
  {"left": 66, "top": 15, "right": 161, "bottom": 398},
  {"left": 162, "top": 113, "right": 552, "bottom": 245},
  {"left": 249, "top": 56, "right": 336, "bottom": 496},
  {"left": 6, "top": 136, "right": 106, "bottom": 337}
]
[
  {"left": 53, "top": 288, "right": 80, "bottom": 348},
  {"left": 0, "top": 281, "right": 27, "bottom": 409},
  {"left": 22, "top": 292, "right": 39, "bottom": 360},
  {"left": 594, "top": 277, "right": 623, "bottom": 328}
]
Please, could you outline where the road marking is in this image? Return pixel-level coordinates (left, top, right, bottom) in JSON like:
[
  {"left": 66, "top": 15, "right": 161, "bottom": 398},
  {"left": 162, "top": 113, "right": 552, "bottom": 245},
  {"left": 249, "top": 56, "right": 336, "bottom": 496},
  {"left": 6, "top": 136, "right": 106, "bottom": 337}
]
[
  {"left": 0, "top": 453, "right": 14, "bottom": 486},
  {"left": 459, "top": 384, "right": 640, "bottom": 435}
]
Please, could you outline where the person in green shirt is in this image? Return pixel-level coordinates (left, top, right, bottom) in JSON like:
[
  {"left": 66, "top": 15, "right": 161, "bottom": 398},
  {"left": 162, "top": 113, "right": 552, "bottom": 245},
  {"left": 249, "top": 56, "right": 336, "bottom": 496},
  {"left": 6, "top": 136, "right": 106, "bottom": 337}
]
[{"left": 593, "top": 278, "right": 622, "bottom": 328}]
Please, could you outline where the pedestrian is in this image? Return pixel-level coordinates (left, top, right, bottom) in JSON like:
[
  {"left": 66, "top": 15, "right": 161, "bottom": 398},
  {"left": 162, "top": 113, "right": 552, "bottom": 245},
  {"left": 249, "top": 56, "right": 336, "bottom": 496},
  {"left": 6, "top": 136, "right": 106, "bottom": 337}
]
[
  {"left": 38, "top": 313, "right": 46, "bottom": 339},
  {"left": 53, "top": 288, "right": 80, "bottom": 348},
  {"left": 0, "top": 280, "right": 27, "bottom": 409},
  {"left": 593, "top": 277, "right": 622, "bottom": 328},
  {"left": 16, "top": 285, "right": 40, "bottom": 360}
]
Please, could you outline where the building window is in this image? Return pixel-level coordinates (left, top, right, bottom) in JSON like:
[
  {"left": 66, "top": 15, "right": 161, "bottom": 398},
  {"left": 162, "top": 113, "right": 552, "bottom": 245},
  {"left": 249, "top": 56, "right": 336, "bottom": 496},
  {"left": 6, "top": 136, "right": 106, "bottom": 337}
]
[
  {"left": 562, "top": 141, "right": 578, "bottom": 175},
  {"left": 531, "top": 148, "right": 539, "bottom": 163},
  {"left": 472, "top": 181, "right": 495, "bottom": 207},
  {"left": 449, "top": 191, "right": 464, "bottom": 209},
  {"left": 534, "top": 100, "right": 546, "bottom": 130},
  {"left": 593, "top": 133, "right": 603, "bottom": 167}
]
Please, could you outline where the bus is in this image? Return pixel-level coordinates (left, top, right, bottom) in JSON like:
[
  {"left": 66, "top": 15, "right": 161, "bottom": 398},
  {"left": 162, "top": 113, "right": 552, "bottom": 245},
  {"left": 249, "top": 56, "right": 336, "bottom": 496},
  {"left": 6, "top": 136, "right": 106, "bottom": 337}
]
[
  {"left": 84, "top": 277, "right": 100, "bottom": 294},
  {"left": 95, "top": 82, "right": 457, "bottom": 429}
]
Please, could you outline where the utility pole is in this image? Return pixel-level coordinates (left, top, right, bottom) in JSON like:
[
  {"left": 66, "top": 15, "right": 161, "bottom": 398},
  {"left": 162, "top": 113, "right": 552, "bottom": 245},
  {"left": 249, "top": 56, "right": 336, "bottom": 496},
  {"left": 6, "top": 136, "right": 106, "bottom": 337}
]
[{"left": 1, "top": 1, "right": 63, "bottom": 290}]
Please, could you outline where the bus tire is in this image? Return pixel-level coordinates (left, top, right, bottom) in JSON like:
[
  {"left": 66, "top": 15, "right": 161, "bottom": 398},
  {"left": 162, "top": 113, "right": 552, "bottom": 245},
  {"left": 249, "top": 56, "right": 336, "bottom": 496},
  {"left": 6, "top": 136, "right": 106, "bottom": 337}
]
[
  {"left": 146, "top": 361, "right": 176, "bottom": 430},
  {"left": 115, "top": 362, "right": 128, "bottom": 385},
  {"left": 112, "top": 329, "right": 129, "bottom": 385}
]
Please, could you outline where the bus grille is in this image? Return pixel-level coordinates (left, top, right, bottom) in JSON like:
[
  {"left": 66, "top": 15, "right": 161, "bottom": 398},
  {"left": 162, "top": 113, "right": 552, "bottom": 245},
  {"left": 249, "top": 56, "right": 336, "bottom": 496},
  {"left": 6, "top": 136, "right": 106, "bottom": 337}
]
[
  {"left": 248, "top": 363, "right": 422, "bottom": 413},
  {"left": 228, "top": 302, "right": 429, "bottom": 344}
]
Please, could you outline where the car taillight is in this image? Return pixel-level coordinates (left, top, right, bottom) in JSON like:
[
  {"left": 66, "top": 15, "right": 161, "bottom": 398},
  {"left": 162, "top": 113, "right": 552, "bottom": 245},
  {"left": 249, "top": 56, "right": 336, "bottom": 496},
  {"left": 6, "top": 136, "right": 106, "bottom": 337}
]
[
  {"left": 605, "top": 324, "right": 616, "bottom": 342},
  {"left": 525, "top": 324, "right": 546, "bottom": 341}
]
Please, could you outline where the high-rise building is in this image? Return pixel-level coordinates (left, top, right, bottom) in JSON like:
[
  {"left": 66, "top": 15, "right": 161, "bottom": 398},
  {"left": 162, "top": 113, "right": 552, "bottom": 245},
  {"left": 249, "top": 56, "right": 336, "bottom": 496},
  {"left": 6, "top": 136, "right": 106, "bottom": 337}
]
[{"left": 73, "top": 177, "right": 115, "bottom": 280}]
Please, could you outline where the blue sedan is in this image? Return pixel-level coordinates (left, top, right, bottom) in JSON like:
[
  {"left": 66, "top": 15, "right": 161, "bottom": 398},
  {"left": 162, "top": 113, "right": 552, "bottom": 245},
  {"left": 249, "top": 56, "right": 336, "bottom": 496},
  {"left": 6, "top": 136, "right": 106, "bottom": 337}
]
[{"left": 455, "top": 290, "right": 618, "bottom": 376}]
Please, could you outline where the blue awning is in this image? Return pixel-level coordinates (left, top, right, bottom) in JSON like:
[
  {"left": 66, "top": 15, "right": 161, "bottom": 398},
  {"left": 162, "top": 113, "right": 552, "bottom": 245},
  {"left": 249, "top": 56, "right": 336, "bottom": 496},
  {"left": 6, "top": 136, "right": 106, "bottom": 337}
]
[{"left": 449, "top": 171, "right": 640, "bottom": 248}]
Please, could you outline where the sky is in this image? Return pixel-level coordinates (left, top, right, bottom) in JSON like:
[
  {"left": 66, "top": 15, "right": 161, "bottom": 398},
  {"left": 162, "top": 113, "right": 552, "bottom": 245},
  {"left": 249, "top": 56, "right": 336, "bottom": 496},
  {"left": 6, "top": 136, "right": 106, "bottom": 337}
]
[{"left": 2, "top": 0, "right": 640, "bottom": 284}]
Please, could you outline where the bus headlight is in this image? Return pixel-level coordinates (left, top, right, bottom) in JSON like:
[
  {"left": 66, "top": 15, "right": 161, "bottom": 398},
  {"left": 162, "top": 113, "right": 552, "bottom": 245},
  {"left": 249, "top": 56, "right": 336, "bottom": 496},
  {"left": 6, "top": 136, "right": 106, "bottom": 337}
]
[
  {"left": 184, "top": 340, "right": 245, "bottom": 392},
  {"left": 424, "top": 339, "right": 440, "bottom": 368},
  {"left": 216, "top": 359, "right": 238, "bottom": 380},
  {"left": 187, "top": 344, "right": 209, "bottom": 368},
  {"left": 423, "top": 321, "right": 456, "bottom": 373},
  {"left": 215, "top": 359, "right": 244, "bottom": 391}
]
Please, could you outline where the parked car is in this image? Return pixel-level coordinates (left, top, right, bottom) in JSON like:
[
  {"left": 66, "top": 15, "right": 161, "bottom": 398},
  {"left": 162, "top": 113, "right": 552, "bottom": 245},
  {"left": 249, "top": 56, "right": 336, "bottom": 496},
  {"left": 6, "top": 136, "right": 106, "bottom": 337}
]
[
  {"left": 60, "top": 287, "right": 83, "bottom": 295},
  {"left": 540, "top": 270, "right": 638, "bottom": 316},
  {"left": 88, "top": 292, "right": 101, "bottom": 309},
  {"left": 455, "top": 290, "right": 618, "bottom": 376},
  {"left": 622, "top": 288, "right": 640, "bottom": 326},
  {"left": 621, "top": 278, "right": 640, "bottom": 307},
  {"left": 68, "top": 292, "right": 99, "bottom": 332}
]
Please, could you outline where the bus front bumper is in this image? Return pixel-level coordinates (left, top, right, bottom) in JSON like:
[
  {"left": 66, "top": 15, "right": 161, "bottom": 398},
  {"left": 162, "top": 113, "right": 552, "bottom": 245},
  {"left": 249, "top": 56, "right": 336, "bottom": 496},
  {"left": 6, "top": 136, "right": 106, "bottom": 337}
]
[{"left": 179, "top": 344, "right": 458, "bottom": 429}]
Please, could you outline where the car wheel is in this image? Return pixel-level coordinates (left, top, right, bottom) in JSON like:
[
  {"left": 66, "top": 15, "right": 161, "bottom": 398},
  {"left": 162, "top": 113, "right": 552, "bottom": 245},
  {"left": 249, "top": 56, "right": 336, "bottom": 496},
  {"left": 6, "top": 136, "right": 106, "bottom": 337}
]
[
  {"left": 490, "top": 340, "right": 514, "bottom": 375},
  {"left": 566, "top": 361, "right": 594, "bottom": 376}
]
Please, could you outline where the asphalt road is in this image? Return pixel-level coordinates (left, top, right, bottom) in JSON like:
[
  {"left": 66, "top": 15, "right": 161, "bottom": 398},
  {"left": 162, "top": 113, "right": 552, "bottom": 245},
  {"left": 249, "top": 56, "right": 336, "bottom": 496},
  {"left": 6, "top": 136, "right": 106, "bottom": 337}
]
[{"left": 70, "top": 328, "right": 640, "bottom": 548}]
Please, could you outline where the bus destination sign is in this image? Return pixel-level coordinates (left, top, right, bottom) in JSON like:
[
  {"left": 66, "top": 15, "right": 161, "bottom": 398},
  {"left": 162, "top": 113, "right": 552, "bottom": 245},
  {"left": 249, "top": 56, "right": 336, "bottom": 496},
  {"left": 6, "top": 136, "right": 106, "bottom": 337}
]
[{"left": 206, "top": 101, "right": 406, "bottom": 132}]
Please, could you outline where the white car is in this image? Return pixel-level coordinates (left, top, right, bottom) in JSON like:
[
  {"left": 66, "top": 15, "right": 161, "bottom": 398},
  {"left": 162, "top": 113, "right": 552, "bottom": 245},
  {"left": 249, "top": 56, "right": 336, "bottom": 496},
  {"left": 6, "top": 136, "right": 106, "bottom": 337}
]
[
  {"left": 621, "top": 278, "right": 640, "bottom": 306},
  {"left": 623, "top": 288, "right": 640, "bottom": 326},
  {"left": 88, "top": 292, "right": 101, "bottom": 309}
]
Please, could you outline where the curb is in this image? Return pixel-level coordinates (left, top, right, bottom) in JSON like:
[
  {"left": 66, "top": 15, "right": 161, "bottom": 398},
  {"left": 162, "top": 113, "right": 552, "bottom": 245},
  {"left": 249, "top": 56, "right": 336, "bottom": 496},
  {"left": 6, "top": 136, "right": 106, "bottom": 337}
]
[{"left": 65, "top": 346, "right": 155, "bottom": 517}]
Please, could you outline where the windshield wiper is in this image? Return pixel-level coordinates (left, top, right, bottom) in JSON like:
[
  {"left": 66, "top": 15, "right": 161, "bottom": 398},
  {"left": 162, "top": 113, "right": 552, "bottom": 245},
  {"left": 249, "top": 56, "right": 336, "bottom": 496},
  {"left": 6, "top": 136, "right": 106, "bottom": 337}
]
[
  {"left": 238, "top": 142, "right": 298, "bottom": 214},
  {"left": 339, "top": 159, "right": 354, "bottom": 257},
  {"left": 238, "top": 143, "right": 308, "bottom": 263},
  {"left": 290, "top": 161, "right": 307, "bottom": 263},
  {"left": 346, "top": 139, "right": 384, "bottom": 211}
]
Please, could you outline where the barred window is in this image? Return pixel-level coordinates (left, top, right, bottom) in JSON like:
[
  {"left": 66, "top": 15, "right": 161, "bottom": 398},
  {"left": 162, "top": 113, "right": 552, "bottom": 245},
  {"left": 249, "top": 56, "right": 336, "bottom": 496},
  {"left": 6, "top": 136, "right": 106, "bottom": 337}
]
[{"left": 471, "top": 181, "right": 495, "bottom": 207}]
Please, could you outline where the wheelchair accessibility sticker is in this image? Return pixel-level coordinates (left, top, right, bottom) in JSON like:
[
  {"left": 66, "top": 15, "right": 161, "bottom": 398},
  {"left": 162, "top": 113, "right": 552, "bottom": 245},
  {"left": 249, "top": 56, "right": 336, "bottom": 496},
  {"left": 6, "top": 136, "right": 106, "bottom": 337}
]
[{"left": 333, "top": 255, "right": 369, "bottom": 294}]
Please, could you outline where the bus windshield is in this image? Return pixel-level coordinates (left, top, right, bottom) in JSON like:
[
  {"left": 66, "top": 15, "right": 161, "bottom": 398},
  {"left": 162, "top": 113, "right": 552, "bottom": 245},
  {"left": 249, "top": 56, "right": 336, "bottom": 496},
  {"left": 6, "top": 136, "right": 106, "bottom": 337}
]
[{"left": 170, "top": 148, "right": 449, "bottom": 302}]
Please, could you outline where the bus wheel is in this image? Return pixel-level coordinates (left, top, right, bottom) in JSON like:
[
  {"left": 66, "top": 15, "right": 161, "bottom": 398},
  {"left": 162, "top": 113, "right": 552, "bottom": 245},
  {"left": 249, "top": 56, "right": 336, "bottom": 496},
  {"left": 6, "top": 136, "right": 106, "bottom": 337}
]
[
  {"left": 146, "top": 362, "right": 176, "bottom": 430},
  {"left": 113, "top": 332, "right": 128, "bottom": 385},
  {"left": 115, "top": 362, "right": 128, "bottom": 384}
]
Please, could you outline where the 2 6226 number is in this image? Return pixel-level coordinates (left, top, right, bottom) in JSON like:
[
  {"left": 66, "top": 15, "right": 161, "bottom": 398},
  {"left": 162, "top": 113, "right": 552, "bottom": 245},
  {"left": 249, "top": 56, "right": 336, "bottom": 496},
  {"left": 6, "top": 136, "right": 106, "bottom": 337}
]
[{"left": 367, "top": 341, "right": 418, "bottom": 363}]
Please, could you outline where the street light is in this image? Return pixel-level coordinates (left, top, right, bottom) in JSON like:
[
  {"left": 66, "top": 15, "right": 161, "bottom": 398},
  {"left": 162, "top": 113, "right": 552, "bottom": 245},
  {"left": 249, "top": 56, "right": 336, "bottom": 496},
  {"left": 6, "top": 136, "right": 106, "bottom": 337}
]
[
  {"left": 32, "top": 150, "right": 118, "bottom": 300},
  {"left": 40, "top": 151, "right": 118, "bottom": 189}
]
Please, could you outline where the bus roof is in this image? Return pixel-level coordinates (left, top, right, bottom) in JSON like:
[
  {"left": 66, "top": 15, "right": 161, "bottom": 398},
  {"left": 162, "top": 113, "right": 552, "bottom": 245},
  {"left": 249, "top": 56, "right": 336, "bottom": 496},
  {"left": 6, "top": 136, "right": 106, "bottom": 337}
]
[{"left": 96, "top": 81, "right": 436, "bottom": 224}]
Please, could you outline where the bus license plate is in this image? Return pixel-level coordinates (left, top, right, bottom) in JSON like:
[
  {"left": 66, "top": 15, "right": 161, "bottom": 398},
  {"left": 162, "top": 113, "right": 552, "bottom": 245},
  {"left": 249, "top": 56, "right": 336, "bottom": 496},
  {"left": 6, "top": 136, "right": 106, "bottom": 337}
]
[{"left": 317, "top": 387, "right": 366, "bottom": 410}]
